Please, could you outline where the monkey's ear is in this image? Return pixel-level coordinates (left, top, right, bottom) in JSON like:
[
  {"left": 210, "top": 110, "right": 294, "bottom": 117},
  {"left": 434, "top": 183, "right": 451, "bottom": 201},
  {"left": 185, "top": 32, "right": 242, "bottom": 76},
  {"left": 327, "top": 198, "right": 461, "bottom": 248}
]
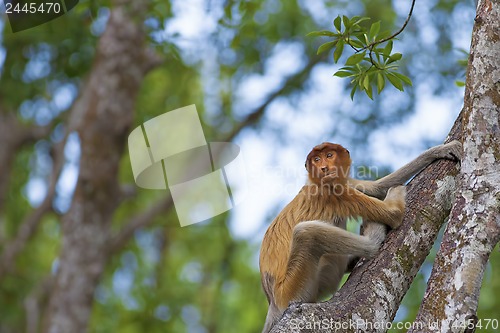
[{"left": 345, "top": 149, "right": 350, "bottom": 155}]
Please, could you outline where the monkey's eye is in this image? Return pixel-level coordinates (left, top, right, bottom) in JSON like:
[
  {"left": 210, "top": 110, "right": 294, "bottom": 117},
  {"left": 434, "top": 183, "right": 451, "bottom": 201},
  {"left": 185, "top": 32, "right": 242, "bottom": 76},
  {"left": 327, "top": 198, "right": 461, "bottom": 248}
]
[
  {"left": 326, "top": 152, "right": 333, "bottom": 158},
  {"left": 314, "top": 157, "right": 320, "bottom": 162}
]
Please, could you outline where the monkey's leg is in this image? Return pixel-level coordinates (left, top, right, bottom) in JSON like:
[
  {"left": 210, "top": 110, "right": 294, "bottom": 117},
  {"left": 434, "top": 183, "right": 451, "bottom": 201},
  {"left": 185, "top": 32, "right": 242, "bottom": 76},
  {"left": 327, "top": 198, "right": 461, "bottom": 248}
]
[
  {"left": 316, "top": 254, "right": 349, "bottom": 299},
  {"left": 348, "top": 140, "right": 462, "bottom": 199},
  {"left": 273, "top": 221, "right": 380, "bottom": 309},
  {"left": 318, "top": 221, "right": 387, "bottom": 292},
  {"left": 347, "top": 220, "right": 389, "bottom": 272},
  {"left": 361, "top": 220, "right": 388, "bottom": 245}
]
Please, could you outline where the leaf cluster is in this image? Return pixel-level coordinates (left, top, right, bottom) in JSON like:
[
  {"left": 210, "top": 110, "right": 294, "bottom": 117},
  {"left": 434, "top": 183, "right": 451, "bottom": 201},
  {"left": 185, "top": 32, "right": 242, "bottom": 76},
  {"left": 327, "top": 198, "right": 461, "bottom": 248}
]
[{"left": 308, "top": 15, "right": 412, "bottom": 99}]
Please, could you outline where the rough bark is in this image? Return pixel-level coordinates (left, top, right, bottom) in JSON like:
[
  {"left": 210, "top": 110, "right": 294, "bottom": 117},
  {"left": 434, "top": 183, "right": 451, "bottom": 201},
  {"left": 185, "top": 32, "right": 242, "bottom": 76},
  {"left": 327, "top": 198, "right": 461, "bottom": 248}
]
[
  {"left": 270, "top": 117, "right": 462, "bottom": 333},
  {"left": 42, "top": 1, "right": 159, "bottom": 332},
  {"left": 410, "top": 0, "right": 500, "bottom": 332}
]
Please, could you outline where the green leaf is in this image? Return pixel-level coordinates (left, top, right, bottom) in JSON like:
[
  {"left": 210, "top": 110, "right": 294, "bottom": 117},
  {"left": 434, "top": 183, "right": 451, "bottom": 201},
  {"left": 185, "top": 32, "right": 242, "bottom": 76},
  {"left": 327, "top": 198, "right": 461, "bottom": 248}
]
[
  {"left": 383, "top": 40, "right": 393, "bottom": 57},
  {"left": 365, "top": 82, "right": 373, "bottom": 99},
  {"left": 353, "top": 35, "right": 366, "bottom": 46},
  {"left": 387, "top": 52, "right": 402, "bottom": 64},
  {"left": 350, "top": 16, "right": 361, "bottom": 24},
  {"left": 345, "top": 51, "right": 366, "bottom": 65},
  {"left": 364, "top": 34, "right": 370, "bottom": 44},
  {"left": 352, "top": 30, "right": 366, "bottom": 39},
  {"left": 362, "top": 74, "right": 370, "bottom": 91},
  {"left": 333, "top": 40, "right": 344, "bottom": 63},
  {"left": 349, "top": 39, "right": 364, "bottom": 48},
  {"left": 334, "top": 70, "right": 354, "bottom": 78},
  {"left": 307, "top": 30, "right": 337, "bottom": 37},
  {"left": 333, "top": 16, "right": 342, "bottom": 32},
  {"left": 386, "top": 72, "right": 404, "bottom": 91},
  {"left": 391, "top": 72, "right": 412, "bottom": 86},
  {"left": 351, "top": 16, "right": 370, "bottom": 27},
  {"left": 455, "top": 80, "right": 466, "bottom": 87},
  {"left": 349, "top": 39, "right": 364, "bottom": 49},
  {"left": 377, "top": 72, "right": 385, "bottom": 93},
  {"left": 342, "top": 15, "right": 350, "bottom": 29},
  {"left": 317, "top": 41, "right": 338, "bottom": 55},
  {"left": 338, "top": 65, "right": 356, "bottom": 71},
  {"left": 350, "top": 83, "right": 358, "bottom": 100},
  {"left": 369, "top": 21, "right": 380, "bottom": 40}
]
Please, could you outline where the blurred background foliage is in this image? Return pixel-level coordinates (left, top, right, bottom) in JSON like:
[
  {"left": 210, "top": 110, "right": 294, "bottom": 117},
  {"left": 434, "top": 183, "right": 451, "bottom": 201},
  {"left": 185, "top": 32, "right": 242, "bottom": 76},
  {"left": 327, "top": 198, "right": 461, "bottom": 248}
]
[{"left": 0, "top": 0, "right": 498, "bottom": 332}]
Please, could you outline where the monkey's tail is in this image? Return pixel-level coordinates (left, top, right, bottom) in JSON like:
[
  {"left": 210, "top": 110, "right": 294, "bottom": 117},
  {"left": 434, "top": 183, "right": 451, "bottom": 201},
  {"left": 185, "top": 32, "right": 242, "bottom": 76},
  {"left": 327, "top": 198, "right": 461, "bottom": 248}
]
[{"left": 262, "top": 304, "right": 281, "bottom": 333}]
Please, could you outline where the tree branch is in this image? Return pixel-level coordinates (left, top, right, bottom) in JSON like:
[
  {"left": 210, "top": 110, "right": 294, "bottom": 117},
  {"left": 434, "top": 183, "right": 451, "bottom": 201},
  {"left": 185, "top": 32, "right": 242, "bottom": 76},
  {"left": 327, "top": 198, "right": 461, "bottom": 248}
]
[
  {"left": 362, "top": 0, "right": 416, "bottom": 51},
  {"left": 109, "top": 195, "right": 173, "bottom": 254},
  {"left": 0, "top": 112, "right": 51, "bottom": 212},
  {"left": 410, "top": 1, "right": 500, "bottom": 330},
  {"left": 0, "top": 131, "right": 66, "bottom": 279}
]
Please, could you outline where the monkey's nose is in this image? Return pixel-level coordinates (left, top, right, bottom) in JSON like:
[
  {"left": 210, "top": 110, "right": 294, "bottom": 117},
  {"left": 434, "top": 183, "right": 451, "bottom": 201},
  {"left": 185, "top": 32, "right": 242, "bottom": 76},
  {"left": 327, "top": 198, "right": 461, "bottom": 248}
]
[{"left": 321, "top": 166, "right": 328, "bottom": 172}]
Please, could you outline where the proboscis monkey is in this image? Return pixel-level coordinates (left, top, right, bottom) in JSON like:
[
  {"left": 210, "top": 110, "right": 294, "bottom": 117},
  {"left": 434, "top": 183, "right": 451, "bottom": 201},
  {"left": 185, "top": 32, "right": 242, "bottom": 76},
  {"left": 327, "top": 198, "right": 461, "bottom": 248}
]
[{"left": 259, "top": 141, "right": 462, "bottom": 333}]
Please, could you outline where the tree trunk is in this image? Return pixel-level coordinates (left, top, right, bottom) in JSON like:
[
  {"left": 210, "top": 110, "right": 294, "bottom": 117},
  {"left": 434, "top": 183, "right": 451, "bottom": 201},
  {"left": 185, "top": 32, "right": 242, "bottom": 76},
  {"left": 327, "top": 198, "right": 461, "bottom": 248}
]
[
  {"left": 42, "top": 1, "right": 159, "bottom": 332},
  {"left": 410, "top": 0, "right": 500, "bottom": 332}
]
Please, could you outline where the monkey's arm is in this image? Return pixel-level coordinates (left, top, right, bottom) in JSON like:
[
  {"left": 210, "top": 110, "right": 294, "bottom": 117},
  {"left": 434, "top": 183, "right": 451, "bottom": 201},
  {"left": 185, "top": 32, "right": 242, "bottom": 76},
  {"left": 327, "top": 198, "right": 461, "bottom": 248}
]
[
  {"left": 347, "top": 140, "right": 462, "bottom": 199},
  {"left": 348, "top": 186, "right": 406, "bottom": 229}
]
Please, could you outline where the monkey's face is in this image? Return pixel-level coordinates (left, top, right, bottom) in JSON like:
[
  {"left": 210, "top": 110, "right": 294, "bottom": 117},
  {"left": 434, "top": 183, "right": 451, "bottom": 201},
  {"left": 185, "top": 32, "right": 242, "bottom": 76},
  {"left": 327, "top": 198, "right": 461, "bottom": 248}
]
[{"left": 305, "top": 143, "right": 351, "bottom": 185}]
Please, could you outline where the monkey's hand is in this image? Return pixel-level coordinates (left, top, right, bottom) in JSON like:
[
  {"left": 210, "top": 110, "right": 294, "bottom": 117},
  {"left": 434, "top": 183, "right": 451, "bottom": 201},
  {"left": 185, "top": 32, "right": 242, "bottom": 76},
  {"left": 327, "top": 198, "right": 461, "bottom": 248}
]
[
  {"left": 321, "top": 173, "right": 341, "bottom": 184},
  {"left": 386, "top": 185, "right": 406, "bottom": 200},
  {"left": 384, "top": 186, "right": 406, "bottom": 228},
  {"left": 430, "top": 140, "right": 462, "bottom": 162}
]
